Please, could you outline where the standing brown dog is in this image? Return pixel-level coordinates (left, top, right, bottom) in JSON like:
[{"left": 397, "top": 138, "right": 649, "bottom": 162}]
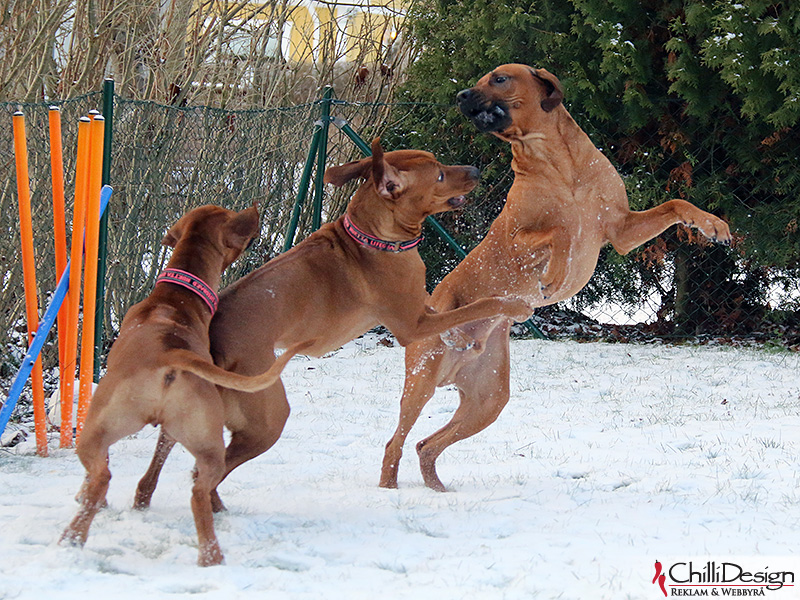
[
  {"left": 60, "top": 205, "right": 312, "bottom": 567},
  {"left": 132, "top": 139, "right": 533, "bottom": 514},
  {"left": 380, "top": 64, "right": 732, "bottom": 492}
]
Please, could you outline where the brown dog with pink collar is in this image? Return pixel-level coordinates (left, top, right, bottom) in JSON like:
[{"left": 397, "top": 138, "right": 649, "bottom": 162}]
[
  {"left": 61, "top": 204, "right": 313, "bottom": 567},
  {"left": 132, "top": 139, "right": 532, "bottom": 518}
]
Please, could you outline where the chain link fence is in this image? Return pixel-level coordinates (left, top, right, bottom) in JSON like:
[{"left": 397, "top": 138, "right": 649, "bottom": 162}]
[
  {"left": 1, "top": 89, "right": 799, "bottom": 382},
  {"left": 377, "top": 101, "right": 800, "bottom": 345}
]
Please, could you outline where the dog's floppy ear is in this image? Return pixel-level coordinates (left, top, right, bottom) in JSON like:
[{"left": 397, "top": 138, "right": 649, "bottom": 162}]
[
  {"left": 223, "top": 204, "right": 260, "bottom": 249},
  {"left": 161, "top": 222, "right": 183, "bottom": 247},
  {"left": 322, "top": 138, "right": 403, "bottom": 200},
  {"left": 324, "top": 156, "right": 372, "bottom": 187},
  {"left": 530, "top": 68, "right": 564, "bottom": 112},
  {"left": 370, "top": 138, "right": 403, "bottom": 201}
]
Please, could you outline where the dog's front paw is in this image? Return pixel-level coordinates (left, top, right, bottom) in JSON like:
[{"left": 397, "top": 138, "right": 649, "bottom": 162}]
[
  {"left": 697, "top": 216, "right": 732, "bottom": 246},
  {"left": 500, "top": 296, "right": 534, "bottom": 322},
  {"left": 679, "top": 209, "right": 732, "bottom": 246},
  {"left": 440, "top": 328, "right": 477, "bottom": 351}
]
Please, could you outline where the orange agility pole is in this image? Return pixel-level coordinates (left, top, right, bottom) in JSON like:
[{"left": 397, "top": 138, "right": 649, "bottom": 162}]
[
  {"left": 12, "top": 112, "right": 48, "bottom": 456},
  {"left": 76, "top": 115, "right": 105, "bottom": 442},
  {"left": 49, "top": 107, "right": 69, "bottom": 419},
  {"left": 60, "top": 116, "right": 92, "bottom": 448}
]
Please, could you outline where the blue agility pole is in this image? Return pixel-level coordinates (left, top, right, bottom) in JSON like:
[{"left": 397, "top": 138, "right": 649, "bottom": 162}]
[{"left": 0, "top": 185, "right": 113, "bottom": 440}]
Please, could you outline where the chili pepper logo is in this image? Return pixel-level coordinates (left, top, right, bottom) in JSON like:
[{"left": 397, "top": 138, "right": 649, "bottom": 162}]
[{"left": 652, "top": 560, "right": 667, "bottom": 597}]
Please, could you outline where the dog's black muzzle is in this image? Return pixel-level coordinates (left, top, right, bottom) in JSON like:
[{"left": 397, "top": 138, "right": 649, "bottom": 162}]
[{"left": 456, "top": 88, "right": 512, "bottom": 133}]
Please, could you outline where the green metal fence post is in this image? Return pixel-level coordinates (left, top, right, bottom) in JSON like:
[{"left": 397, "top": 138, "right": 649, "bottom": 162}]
[
  {"left": 329, "top": 116, "right": 546, "bottom": 339},
  {"left": 283, "top": 125, "right": 323, "bottom": 252},
  {"left": 311, "top": 86, "right": 333, "bottom": 232},
  {"left": 94, "top": 78, "right": 114, "bottom": 378},
  {"left": 333, "top": 117, "right": 372, "bottom": 156}
]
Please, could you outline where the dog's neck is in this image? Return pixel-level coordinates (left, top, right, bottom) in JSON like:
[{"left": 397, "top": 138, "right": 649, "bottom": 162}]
[
  {"left": 346, "top": 189, "right": 424, "bottom": 242},
  {"left": 503, "top": 113, "right": 590, "bottom": 184},
  {"left": 157, "top": 240, "right": 226, "bottom": 315},
  {"left": 169, "top": 240, "right": 225, "bottom": 289}
]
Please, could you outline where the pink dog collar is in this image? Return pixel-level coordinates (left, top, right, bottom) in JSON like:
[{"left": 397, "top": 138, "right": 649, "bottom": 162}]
[
  {"left": 156, "top": 268, "right": 219, "bottom": 314},
  {"left": 342, "top": 214, "right": 423, "bottom": 253}
]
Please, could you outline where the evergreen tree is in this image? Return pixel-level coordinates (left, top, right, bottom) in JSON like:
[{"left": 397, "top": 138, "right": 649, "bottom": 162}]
[{"left": 396, "top": 0, "right": 800, "bottom": 334}]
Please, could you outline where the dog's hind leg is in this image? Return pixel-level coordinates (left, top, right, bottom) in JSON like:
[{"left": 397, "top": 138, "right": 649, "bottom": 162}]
[
  {"left": 189, "top": 446, "right": 226, "bottom": 567},
  {"left": 61, "top": 387, "right": 145, "bottom": 546},
  {"left": 380, "top": 345, "right": 442, "bottom": 489},
  {"left": 162, "top": 386, "right": 227, "bottom": 567},
  {"left": 207, "top": 381, "right": 291, "bottom": 508},
  {"left": 60, "top": 450, "right": 112, "bottom": 546},
  {"left": 135, "top": 437, "right": 226, "bottom": 516},
  {"left": 133, "top": 428, "right": 176, "bottom": 510},
  {"left": 135, "top": 428, "right": 228, "bottom": 514},
  {"left": 416, "top": 323, "right": 512, "bottom": 492}
]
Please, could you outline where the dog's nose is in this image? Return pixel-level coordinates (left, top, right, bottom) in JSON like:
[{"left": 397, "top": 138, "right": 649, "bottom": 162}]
[
  {"left": 467, "top": 166, "right": 480, "bottom": 181},
  {"left": 456, "top": 88, "right": 474, "bottom": 105}
]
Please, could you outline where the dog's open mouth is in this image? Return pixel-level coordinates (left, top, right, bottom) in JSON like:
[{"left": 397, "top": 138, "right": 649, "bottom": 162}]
[
  {"left": 460, "top": 102, "right": 512, "bottom": 133},
  {"left": 474, "top": 105, "right": 509, "bottom": 132},
  {"left": 447, "top": 195, "right": 467, "bottom": 208}
]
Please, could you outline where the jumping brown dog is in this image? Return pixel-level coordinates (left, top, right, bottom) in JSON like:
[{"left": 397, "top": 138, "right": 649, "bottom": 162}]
[
  {"left": 132, "top": 139, "right": 533, "bottom": 514},
  {"left": 379, "top": 64, "right": 732, "bottom": 491},
  {"left": 60, "top": 204, "right": 313, "bottom": 567}
]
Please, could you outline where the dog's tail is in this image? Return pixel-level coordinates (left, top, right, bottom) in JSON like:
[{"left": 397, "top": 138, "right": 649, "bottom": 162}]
[{"left": 170, "top": 340, "right": 315, "bottom": 392}]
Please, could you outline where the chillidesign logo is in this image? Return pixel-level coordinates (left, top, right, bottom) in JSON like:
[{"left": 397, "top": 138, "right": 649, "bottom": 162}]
[
  {"left": 653, "top": 560, "right": 668, "bottom": 597},
  {"left": 651, "top": 560, "right": 796, "bottom": 596}
]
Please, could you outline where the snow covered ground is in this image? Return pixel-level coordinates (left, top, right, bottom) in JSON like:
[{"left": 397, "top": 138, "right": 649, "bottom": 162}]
[{"left": 2, "top": 338, "right": 800, "bottom": 599}]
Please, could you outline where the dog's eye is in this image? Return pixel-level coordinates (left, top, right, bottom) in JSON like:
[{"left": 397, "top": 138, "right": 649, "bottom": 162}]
[
  {"left": 493, "top": 75, "right": 508, "bottom": 84},
  {"left": 437, "top": 171, "right": 444, "bottom": 182}
]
